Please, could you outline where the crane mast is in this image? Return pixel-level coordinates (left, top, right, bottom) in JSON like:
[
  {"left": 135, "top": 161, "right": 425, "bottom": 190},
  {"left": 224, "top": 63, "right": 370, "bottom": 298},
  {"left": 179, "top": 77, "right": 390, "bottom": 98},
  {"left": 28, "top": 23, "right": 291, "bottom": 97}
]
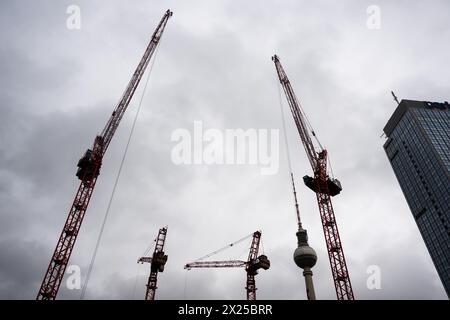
[
  {"left": 138, "top": 227, "right": 168, "bottom": 301},
  {"left": 36, "top": 10, "right": 173, "bottom": 300},
  {"left": 184, "top": 231, "right": 270, "bottom": 300},
  {"left": 272, "top": 55, "right": 354, "bottom": 300}
]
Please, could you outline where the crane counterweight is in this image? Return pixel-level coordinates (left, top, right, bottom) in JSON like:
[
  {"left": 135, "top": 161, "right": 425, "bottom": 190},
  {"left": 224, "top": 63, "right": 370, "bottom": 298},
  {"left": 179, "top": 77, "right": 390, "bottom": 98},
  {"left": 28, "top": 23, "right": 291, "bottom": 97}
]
[
  {"left": 303, "top": 175, "right": 342, "bottom": 196},
  {"left": 246, "top": 254, "right": 270, "bottom": 275}
]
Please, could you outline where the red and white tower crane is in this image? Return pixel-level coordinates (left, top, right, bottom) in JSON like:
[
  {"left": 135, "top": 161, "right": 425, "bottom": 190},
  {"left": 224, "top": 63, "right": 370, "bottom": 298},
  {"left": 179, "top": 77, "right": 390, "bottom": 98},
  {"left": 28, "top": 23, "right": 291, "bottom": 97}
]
[
  {"left": 184, "top": 231, "right": 270, "bottom": 300},
  {"left": 138, "top": 227, "right": 168, "bottom": 300},
  {"left": 36, "top": 10, "right": 173, "bottom": 300},
  {"left": 272, "top": 55, "right": 354, "bottom": 300}
]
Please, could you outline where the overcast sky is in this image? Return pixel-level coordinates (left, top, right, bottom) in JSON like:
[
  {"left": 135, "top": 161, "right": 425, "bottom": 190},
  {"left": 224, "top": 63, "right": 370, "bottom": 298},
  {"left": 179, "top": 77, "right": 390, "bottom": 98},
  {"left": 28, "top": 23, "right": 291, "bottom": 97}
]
[{"left": 0, "top": 0, "right": 448, "bottom": 300}]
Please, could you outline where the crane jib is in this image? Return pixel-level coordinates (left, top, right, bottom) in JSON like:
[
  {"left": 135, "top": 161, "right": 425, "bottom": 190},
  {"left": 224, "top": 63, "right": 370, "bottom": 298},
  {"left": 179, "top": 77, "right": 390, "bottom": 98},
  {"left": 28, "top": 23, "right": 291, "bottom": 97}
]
[{"left": 184, "top": 231, "right": 270, "bottom": 300}]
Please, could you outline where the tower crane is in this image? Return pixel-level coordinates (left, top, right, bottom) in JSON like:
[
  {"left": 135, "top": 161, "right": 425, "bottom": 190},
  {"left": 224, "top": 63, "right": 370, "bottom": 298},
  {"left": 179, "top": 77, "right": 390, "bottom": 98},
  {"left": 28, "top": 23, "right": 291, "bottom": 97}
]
[
  {"left": 138, "top": 227, "right": 168, "bottom": 300},
  {"left": 272, "top": 55, "right": 354, "bottom": 300},
  {"left": 184, "top": 231, "right": 270, "bottom": 300},
  {"left": 36, "top": 10, "right": 173, "bottom": 300}
]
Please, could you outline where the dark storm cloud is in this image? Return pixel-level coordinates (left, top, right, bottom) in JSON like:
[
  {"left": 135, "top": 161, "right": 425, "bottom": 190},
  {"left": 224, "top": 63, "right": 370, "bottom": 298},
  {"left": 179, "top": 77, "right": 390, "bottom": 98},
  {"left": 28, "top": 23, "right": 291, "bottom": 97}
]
[{"left": 0, "top": 0, "right": 448, "bottom": 300}]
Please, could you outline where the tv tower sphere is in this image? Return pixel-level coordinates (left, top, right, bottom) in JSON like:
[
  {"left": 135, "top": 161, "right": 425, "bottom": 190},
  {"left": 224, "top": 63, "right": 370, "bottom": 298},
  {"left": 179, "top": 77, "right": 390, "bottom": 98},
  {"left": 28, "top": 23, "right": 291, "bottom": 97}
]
[
  {"left": 293, "top": 229, "right": 317, "bottom": 269},
  {"left": 293, "top": 243, "right": 317, "bottom": 269}
]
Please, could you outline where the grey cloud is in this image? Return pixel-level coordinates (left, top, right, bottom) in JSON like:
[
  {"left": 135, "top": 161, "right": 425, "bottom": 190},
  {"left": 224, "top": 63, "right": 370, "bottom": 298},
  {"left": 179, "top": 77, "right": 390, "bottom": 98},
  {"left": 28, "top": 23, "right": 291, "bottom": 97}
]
[{"left": 0, "top": 0, "right": 448, "bottom": 300}]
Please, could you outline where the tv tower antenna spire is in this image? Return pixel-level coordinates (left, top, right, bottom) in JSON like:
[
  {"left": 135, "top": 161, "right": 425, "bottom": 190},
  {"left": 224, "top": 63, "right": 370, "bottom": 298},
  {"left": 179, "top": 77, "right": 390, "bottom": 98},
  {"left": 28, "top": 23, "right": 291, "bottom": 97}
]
[{"left": 391, "top": 91, "right": 400, "bottom": 105}]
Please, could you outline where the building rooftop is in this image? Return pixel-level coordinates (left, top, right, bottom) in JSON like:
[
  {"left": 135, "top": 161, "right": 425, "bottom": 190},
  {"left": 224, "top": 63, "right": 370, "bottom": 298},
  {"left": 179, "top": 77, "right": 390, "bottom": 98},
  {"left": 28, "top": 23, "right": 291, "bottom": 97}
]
[{"left": 383, "top": 99, "right": 449, "bottom": 136}]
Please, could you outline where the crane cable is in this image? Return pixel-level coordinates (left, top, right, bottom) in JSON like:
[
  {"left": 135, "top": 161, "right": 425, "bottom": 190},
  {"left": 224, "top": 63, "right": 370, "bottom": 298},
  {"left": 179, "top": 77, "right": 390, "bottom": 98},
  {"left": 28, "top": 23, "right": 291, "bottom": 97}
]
[
  {"left": 259, "top": 237, "right": 265, "bottom": 255},
  {"left": 80, "top": 35, "right": 164, "bottom": 300},
  {"left": 142, "top": 235, "right": 157, "bottom": 258},
  {"left": 327, "top": 152, "right": 336, "bottom": 179},
  {"left": 299, "top": 100, "right": 324, "bottom": 151},
  {"left": 277, "top": 81, "right": 293, "bottom": 174},
  {"left": 278, "top": 78, "right": 335, "bottom": 179},
  {"left": 292, "top": 88, "right": 323, "bottom": 152},
  {"left": 192, "top": 232, "right": 255, "bottom": 263},
  {"left": 131, "top": 261, "right": 143, "bottom": 299}
]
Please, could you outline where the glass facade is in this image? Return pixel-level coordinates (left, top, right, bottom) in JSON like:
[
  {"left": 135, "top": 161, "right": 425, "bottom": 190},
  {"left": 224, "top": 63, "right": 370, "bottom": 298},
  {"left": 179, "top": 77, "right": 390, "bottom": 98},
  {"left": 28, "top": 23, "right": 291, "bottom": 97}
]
[{"left": 383, "top": 100, "right": 450, "bottom": 297}]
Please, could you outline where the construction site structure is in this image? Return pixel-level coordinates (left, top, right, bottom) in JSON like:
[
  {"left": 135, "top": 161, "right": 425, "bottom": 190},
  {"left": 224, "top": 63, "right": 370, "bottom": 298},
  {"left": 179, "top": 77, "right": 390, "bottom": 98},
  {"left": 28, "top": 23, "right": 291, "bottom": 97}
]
[
  {"left": 273, "top": 55, "right": 354, "bottom": 300},
  {"left": 289, "top": 173, "right": 317, "bottom": 300},
  {"left": 138, "top": 227, "right": 168, "bottom": 300},
  {"left": 36, "top": 10, "right": 173, "bottom": 300},
  {"left": 185, "top": 231, "right": 270, "bottom": 300}
]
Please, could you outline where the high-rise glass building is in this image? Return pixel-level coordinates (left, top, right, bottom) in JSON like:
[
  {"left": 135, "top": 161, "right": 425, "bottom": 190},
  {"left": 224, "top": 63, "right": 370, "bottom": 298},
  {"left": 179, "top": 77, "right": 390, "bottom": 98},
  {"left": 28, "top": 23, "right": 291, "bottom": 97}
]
[{"left": 383, "top": 99, "right": 449, "bottom": 297}]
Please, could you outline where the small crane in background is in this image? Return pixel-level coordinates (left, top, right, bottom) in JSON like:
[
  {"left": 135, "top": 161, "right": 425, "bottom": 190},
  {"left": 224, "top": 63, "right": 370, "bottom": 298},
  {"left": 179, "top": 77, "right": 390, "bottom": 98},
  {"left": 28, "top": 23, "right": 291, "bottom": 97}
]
[
  {"left": 185, "top": 231, "right": 270, "bottom": 300},
  {"left": 138, "top": 227, "right": 168, "bottom": 300}
]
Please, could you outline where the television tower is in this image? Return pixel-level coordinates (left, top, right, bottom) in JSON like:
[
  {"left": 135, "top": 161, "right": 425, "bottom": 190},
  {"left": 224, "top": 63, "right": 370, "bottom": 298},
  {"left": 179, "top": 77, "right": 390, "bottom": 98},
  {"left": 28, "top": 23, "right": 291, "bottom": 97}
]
[{"left": 290, "top": 173, "right": 317, "bottom": 300}]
